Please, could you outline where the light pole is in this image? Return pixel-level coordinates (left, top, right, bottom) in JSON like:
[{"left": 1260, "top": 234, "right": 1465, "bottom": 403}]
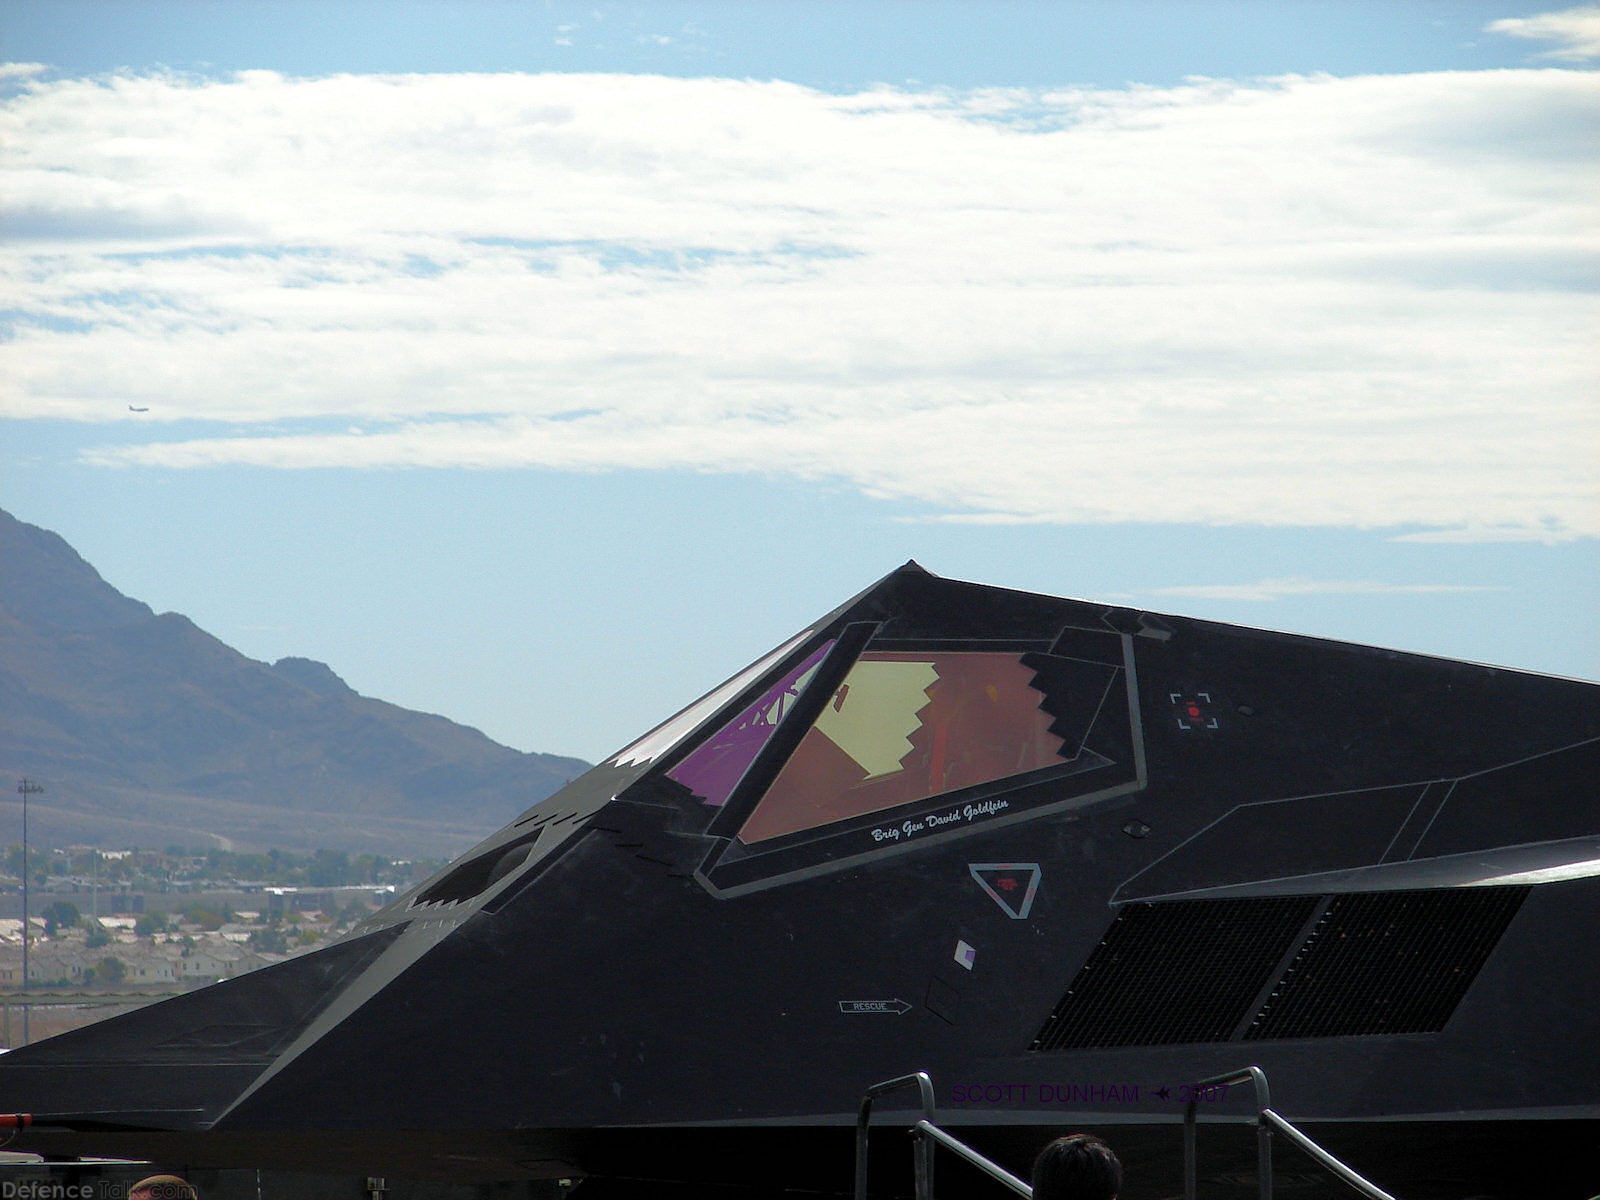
[{"left": 16, "top": 778, "right": 42, "bottom": 1046}]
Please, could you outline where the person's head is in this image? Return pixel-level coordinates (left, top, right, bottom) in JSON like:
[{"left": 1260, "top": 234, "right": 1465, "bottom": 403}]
[
  {"left": 128, "top": 1175, "right": 198, "bottom": 1200},
  {"left": 1030, "top": 1133, "right": 1121, "bottom": 1200}
]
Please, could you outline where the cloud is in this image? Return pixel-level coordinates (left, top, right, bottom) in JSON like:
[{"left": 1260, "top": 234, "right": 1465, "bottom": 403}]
[
  {"left": 1144, "top": 578, "right": 1504, "bottom": 603},
  {"left": 2, "top": 67, "right": 1597, "bottom": 539},
  {"left": 1487, "top": 6, "right": 1600, "bottom": 61},
  {"left": 1389, "top": 523, "right": 1577, "bottom": 544}
]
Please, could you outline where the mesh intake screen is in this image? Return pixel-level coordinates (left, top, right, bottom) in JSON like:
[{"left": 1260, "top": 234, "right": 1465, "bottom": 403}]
[
  {"left": 1031, "top": 896, "right": 1319, "bottom": 1050},
  {"left": 1245, "top": 886, "right": 1529, "bottom": 1040}
]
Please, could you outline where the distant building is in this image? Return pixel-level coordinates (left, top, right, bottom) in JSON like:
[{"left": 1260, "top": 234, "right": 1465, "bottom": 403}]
[
  {"left": 0, "top": 933, "right": 286, "bottom": 989},
  {"left": 122, "top": 952, "right": 178, "bottom": 984},
  {"left": 265, "top": 885, "right": 394, "bottom": 916}
]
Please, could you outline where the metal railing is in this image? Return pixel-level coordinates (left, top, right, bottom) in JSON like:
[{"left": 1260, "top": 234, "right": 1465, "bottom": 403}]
[
  {"left": 856, "top": 1073, "right": 938, "bottom": 1200},
  {"left": 1183, "top": 1066, "right": 1397, "bottom": 1200},
  {"left": 855, "top": 1071, "right": 1032, "bottom": 1200},
  {"left": 910, "top": 1120, "right": 1032, "bottom": 1199},
  {"left": 859, "top": 1067, "right": 1397, "bottom": 1200}
]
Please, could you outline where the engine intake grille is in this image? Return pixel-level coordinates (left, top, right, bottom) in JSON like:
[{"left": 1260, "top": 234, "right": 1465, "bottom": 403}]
[
  {"left": 1030, "top": 896, "right": 1318, "bottom": 1050},
  {"left": 1244, "top": 886, "right": 1529, "bottom": 1040},
  {"left": 1030, "top": 887, "right": 1528, "bottom": 1051}
]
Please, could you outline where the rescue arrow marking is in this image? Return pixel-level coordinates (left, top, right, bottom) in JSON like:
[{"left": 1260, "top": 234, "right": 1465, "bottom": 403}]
[{"left": 838, "top": 999, "right": 913, "bottom": 1015}]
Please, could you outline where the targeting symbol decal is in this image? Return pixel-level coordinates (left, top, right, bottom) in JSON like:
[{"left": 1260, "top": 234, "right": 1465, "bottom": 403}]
[
  {"left": 1171, "top": 692, "right": 1220, "bottom": 732},
  {"left": 970, "top": 863, "right": 1041, "bottom": 920}
]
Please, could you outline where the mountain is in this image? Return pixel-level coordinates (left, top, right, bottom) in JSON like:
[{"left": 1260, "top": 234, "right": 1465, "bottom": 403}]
[{"left": 0, "top": 508, "right": 589, "bottom": 858}]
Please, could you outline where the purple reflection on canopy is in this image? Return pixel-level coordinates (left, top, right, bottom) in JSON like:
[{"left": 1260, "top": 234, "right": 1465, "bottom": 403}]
[{"left": 667, "top": 640, "right": 835, "bottom": 806}]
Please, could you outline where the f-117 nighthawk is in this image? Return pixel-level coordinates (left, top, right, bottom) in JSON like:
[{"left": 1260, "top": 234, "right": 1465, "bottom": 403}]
[{"left": 3, "top": 564, "right": 1596, "bottom": 1199}]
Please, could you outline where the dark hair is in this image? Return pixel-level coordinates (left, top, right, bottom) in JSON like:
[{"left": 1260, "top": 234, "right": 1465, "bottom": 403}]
[
  {"left": 128, "top": 1176, "right": 198, "bottom": 1200},
  {"left": 1031, "top": 1133, "right": 1121, "bottom": 1200}
]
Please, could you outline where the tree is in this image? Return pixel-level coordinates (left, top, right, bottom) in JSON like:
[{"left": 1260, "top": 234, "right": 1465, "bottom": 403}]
[
  {"left": 134, "top": 912, "right": 169, "bottom": 938},
  {"left": 308, "top": 849, "right": 351, "bottom": 887},
  {"left": 42, "top": 900, "right": 81, "bottom": 937},
  {"left": 96, "top": 956, "right": 126, "bottom": 985},
  {"left": 249, "top": 927, "right": 289, "bottom": 954},
  {"left": 182, "top": 903, "right": 226, "bottom": 931}
]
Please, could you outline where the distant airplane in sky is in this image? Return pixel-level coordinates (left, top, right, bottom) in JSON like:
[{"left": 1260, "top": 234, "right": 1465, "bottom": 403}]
[{"left": 128, "top": 405, "right": 149, "bottom": 412}]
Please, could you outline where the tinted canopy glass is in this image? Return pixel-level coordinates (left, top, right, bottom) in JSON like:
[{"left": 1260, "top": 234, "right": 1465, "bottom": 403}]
[
  {"left": 737, "top": 651, "right": 1066, "bottom": 843},
  {"left": 666, "top": 641, "right": 834, "bottom": 807}
]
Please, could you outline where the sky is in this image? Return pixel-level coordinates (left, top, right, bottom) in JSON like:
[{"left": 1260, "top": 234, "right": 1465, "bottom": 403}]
[{"left": 2, "top": 1, "right": 1597, "bottom": 766}]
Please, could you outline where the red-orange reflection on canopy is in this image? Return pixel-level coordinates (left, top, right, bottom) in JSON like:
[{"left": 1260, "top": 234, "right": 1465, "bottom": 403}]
[{"left": 737, "top": 652, "right": 1064, "bottom": 844}]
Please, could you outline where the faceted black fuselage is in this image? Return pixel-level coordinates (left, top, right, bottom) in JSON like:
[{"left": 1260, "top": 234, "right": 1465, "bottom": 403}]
[{"left": 3, "top": 566, "right": 1596, "bottom": 1199}]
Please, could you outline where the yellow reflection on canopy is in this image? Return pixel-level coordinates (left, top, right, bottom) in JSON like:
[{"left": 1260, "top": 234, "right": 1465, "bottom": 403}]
[{"left": 812, "top": 659, "right": 938, "bottom": 778}]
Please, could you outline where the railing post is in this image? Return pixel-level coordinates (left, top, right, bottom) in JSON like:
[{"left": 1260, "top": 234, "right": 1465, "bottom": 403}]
[
  {"left": 1183, "top": 1103, "right": 1196, "bottom": 1200},
  {"left": 912, "top": 1124, "right": 933, "bottom": 1200},
  {"left": 1183, "top": 1066, "right": 1272, "bottom": 1200},
  {"left": 856, "top": 1072, "right": 937, "bottom": 1200},
  {"left": 1257, "top": 1113, "right": 1272, "bottom": 1200}
]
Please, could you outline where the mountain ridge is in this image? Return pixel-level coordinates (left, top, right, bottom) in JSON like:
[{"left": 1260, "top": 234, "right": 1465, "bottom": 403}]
[{"left": 0, "top": 508, "right": 589, "bottom": 858}]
